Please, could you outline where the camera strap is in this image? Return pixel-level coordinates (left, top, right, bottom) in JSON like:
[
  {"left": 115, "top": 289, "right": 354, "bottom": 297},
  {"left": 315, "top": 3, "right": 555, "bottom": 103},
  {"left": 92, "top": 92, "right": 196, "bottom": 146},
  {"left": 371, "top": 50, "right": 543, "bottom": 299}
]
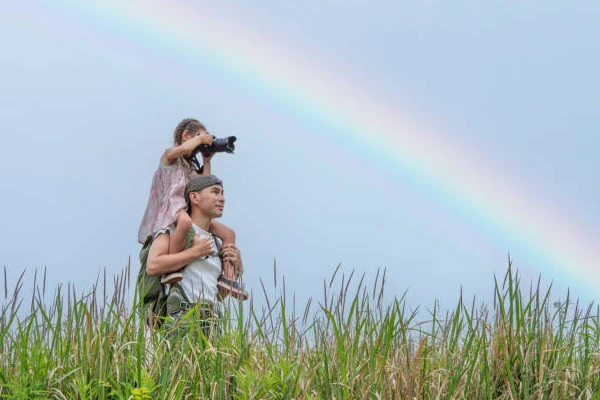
[{"left": 185, "top": 155, "right": 204, "bottom": 174}]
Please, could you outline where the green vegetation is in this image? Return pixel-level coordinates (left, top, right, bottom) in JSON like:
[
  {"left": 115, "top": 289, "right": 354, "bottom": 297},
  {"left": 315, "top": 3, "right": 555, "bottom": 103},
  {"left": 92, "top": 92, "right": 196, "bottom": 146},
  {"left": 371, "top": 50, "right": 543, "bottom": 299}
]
[{"left": 2, "top": 262, "right": 600, "bottom": 399}]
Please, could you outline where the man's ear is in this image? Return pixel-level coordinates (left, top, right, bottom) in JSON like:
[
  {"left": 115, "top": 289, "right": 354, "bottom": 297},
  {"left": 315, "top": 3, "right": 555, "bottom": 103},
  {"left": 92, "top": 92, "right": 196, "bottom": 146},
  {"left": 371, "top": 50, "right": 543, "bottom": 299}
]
[{"left": 189, "top": 191, "right": 201, "bottom": 205}]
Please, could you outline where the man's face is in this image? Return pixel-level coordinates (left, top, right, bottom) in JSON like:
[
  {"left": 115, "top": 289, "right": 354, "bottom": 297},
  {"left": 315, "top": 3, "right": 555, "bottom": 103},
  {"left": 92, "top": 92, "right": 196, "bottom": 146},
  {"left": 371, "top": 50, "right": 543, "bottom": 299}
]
[{"left": 193, "top": 184, "right": 225, "bottom": 218}]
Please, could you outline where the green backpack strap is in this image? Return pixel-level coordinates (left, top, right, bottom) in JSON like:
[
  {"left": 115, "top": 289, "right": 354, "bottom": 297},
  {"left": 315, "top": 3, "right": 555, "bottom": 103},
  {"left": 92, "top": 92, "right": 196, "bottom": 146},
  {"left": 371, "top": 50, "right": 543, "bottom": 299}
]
[
  {"left": 137, "top": 235, "right": 160, "bottom": 304},
  {"left": 137, "top": 227, "right": 197, "bottom": 328},
  {"left": 184, "top": 226, "right": 196, "bottom": 254},
  {"left": 213, "top": 234, "right": 222, "bottom": 256}
]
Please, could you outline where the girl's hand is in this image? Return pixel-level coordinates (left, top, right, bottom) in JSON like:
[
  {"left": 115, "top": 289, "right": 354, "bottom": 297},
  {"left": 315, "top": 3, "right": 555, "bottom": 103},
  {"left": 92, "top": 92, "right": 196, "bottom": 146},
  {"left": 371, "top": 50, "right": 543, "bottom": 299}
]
[
  {"left": 187, "top": 133, "right": 211, "bottom": 149},
  {"left": 200, "top": 152, "right": 214, "bottom": 175},
  {"left": 201, "top": 153, "right": 214, "bottom": 163},
  {"left": 192, "top": 235, "right": 213, "bottom": 257},
  {"left": 198, "top": 132, "right": 213, "bottom": 145}
]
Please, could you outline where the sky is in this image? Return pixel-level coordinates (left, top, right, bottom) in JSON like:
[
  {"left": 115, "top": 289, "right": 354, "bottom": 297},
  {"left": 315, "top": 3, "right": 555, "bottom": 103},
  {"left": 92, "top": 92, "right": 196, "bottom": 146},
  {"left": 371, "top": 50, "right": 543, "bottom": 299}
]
[{"left": 1, "top": 1, "right": 599, "bottom": 313}]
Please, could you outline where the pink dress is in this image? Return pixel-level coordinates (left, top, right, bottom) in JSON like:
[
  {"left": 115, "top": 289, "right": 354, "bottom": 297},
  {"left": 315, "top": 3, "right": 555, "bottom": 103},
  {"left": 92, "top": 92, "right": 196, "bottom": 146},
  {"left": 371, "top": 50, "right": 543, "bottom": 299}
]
[{"left": 138, "top": 159, "right": 198, "bottom": 243}]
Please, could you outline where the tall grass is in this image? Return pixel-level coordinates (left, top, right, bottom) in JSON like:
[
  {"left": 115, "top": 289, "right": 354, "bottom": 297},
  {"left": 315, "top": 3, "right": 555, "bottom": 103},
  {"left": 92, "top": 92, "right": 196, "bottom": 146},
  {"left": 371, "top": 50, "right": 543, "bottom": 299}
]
[{"left": 2, "top": 261, "right": 600, "bottom": 399}]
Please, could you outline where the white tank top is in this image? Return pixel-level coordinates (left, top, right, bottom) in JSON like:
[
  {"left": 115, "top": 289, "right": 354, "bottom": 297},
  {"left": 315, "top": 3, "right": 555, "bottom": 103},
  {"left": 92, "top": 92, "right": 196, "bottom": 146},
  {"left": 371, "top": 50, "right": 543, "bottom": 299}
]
[{"left": 177, "top": 224, "right": 222, "bottom": 304}]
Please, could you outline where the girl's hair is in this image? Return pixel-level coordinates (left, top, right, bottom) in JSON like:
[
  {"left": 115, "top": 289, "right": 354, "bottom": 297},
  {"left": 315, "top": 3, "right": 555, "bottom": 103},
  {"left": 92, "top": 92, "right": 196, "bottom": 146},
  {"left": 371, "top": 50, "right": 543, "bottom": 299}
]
[{"left": 173, "top": 118, "right": 207, "bottom": 145}]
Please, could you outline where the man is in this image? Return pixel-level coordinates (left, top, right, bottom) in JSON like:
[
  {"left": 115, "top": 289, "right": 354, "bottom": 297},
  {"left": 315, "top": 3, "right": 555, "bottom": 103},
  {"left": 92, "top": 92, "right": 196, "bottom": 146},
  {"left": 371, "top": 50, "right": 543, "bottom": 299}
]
[{"left": 146, "top": 174, "right": 244, "bottom": 337}]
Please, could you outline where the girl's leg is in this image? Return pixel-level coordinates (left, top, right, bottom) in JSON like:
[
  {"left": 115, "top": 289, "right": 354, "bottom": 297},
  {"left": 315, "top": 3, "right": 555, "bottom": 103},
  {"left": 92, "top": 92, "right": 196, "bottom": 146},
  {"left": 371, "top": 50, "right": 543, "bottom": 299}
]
[
  {"left": 210, "top": 221, "right": 248, "bottom": 300},
  {"left": 161, "top": 210, "right": 192, "bottom": 284},
  {"left": 169, "top": 210, "right": 193, "bottom": 254},
  {"left": 221, "top": 263, "right": 237, "bottom": 285},
  {"left": 209, "top": 221, "right": 237, "bottom": 279}
]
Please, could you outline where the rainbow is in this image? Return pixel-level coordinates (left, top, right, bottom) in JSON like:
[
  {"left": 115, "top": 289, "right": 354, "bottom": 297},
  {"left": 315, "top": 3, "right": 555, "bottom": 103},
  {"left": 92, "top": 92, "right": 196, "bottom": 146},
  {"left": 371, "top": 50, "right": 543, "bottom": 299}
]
[{"left": 48, "top": 0, "right": 599, "bottom": 298}]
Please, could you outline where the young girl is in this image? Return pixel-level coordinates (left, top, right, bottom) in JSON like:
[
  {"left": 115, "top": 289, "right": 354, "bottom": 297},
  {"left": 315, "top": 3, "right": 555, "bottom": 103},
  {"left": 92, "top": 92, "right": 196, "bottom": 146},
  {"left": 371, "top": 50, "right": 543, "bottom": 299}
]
[{"left": 138, "top": 118, "right": 248, "bottom": 300}]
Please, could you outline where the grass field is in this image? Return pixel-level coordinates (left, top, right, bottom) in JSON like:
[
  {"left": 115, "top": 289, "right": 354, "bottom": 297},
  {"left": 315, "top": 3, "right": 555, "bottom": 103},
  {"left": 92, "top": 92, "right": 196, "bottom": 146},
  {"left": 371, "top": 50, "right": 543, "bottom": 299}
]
[{"left": 2, "top": 262, "right": 599, "bottom": 399}]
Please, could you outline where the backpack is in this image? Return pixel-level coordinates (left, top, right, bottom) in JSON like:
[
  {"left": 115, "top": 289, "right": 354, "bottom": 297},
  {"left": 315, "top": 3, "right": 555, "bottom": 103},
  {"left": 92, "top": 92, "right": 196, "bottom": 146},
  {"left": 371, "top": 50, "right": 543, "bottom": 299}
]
[{"left": 136, "top": 228, "right": 196, "bottom": 328}]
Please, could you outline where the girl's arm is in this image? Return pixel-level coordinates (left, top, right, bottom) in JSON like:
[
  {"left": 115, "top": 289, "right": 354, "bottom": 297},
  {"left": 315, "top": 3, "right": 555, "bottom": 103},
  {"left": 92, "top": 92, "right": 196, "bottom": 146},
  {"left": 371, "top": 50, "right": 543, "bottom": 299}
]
[
  {"left": 161, "top": 133, "right": 212, "bottom": 166},
  {"left": 147, "top": 232, "right": 213, "bottom": 276},
  {"left": 201, "top": 154, "right": 213, "bottom": 175}
]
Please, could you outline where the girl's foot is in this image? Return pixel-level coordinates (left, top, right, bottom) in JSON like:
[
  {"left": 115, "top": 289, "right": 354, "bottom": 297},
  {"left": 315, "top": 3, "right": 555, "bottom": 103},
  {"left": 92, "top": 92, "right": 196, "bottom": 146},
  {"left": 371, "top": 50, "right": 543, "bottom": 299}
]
[
  {"left": 217, "top": 276, "right": 248, "bottom": 300},
  {"left": 161, "top": 272, "right": 183, "bottom": 284}
]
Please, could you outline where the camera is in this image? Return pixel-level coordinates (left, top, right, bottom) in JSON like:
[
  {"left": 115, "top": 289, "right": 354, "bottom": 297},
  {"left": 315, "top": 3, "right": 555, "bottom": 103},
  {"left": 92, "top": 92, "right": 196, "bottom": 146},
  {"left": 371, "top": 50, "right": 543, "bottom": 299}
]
[{"left": 192, "top": 135, "right": 237, "bottom": 158}]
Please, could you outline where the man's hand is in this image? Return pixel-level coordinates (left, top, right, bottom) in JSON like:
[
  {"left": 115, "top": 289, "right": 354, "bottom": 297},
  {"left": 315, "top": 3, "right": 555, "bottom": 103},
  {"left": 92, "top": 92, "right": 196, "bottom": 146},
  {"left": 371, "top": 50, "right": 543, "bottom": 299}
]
[
  {"left": 221, "top": 244, "right": 243, "bottom": 275},
  {"left": 191, "top": 235, "right": 213, "bottom": 257}
]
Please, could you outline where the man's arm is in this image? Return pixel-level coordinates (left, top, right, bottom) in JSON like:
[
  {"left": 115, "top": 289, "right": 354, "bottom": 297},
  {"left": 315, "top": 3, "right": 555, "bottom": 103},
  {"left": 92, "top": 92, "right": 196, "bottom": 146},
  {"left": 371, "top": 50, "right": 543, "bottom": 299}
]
[{"left": 147, "top": 232, "right": 213, "bottom": 276}]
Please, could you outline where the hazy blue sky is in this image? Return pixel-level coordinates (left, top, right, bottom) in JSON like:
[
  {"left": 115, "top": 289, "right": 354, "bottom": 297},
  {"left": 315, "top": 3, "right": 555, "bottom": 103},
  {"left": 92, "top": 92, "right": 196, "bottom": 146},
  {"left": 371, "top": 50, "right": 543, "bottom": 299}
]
[{"left": 1, "top": 1, "right": 599, "bottom": 311}]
